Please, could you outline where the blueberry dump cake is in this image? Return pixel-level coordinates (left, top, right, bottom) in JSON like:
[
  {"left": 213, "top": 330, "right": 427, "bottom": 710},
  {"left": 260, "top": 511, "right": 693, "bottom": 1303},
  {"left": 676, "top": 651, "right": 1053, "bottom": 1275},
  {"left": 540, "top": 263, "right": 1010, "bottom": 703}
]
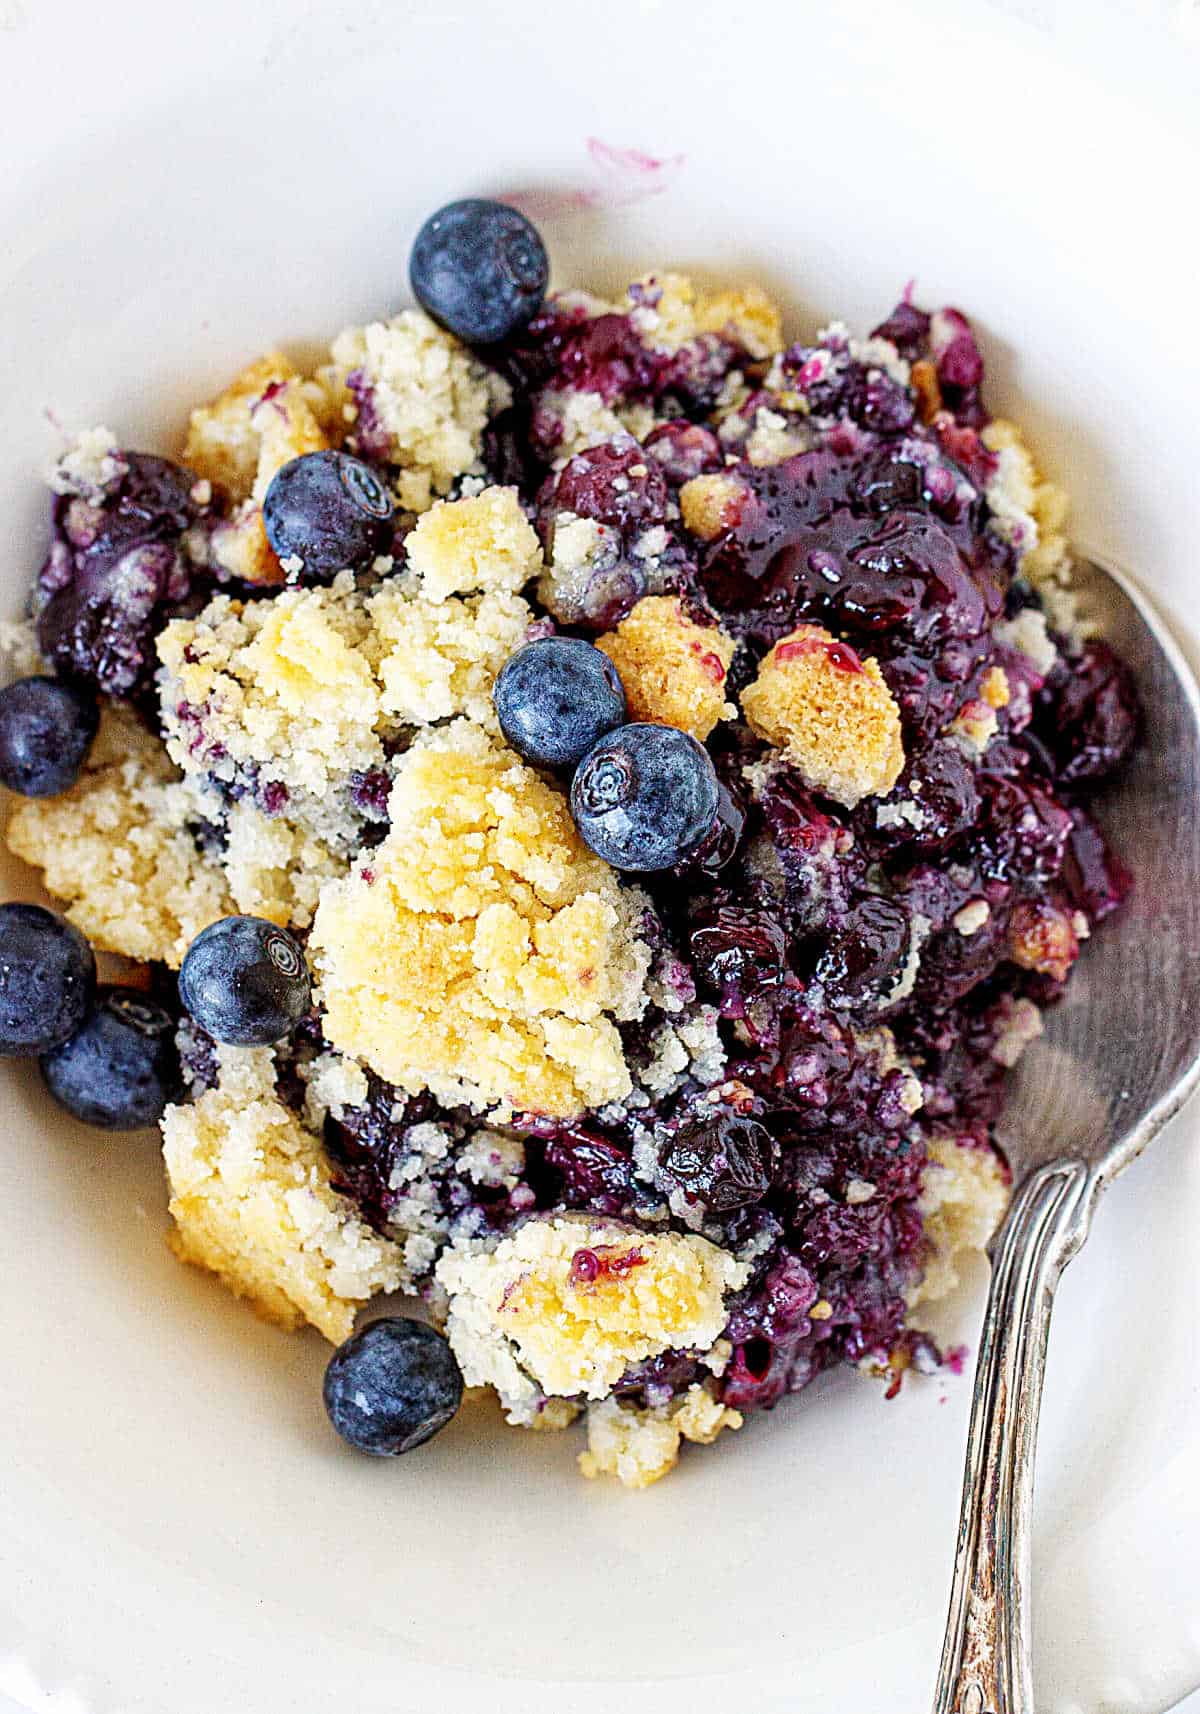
[{"left": 0, "top": 199, "right": 1139, "bottom": 1486}]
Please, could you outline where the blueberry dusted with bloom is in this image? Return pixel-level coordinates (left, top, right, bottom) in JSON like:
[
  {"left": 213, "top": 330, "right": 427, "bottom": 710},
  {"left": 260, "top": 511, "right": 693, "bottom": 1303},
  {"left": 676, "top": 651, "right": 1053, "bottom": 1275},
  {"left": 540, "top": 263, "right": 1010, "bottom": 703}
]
[
  {"left": 262, "top": 450, "right": 394, "bottom": 582},
  {"left": 40, "top": 989, "right": 180, "bottom": 1129},
  {"left": 179, "top": 915, "right": 310, "bottom": 1046},
  {"left": 0, "top": 675, "right": 99, "bottom": 797},
  {"left": 0, "top": 903, "right": 95, "bottom": 1056},
  {"left": 410, "top": 199, "right": 549, "bottom": 345},
  {"left": 494, "top": 636, "right": 626, "bottom": 769},
  {"left": 571, "top": 723, "right": 720, "bottom": 871},
  {"left": 323, "top": 1317, "right": 464, "bottom": 1455}
]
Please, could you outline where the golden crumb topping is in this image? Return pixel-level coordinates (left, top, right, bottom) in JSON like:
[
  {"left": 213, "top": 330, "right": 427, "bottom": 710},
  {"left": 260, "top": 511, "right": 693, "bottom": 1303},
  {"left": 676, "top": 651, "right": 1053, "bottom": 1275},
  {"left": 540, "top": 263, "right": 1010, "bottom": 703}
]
[
  {"left": 679, "top": 472, "right": 752, "bottom": 541},
  {"left": 310, "top": 721, "right": 652, "bottom": 1118},
  {"left": 597, "top": 595, "right": 736, "bottom": 740},
  {"left": 437, "top": 1215, "right": 749, "bottom": 1405},
  {"left": 579, "top": 1386, "right": 743, "bottom": 1487},
  {"left": 5, "top": 708, "right": 233, "bottom": 966},
  {"left": 158, "top": 542, "right": 537, "bottom": 853},
  {"left": 630, "top": 273, "right": 784, "bottom": 360},
  {"left": 741, "top": 624, "right": 905, "bottom": 807},
  {"left": 163, "top": 1047, "right": 403, "bottom": 1342},
  {"left": 981, "top": 418, "right": 1072, "bottom": 588},
  {"left": 328, "top": 309, "right": 510, "bottom": 500},
  {"left": 404, "top": 484, "right": 543, "bottom": 602},
  {"left": 184, "top": 352, "right": 299, "bottom": 500},
  {"left": 910, "top": 1134, "right": 1010, "bottom": 1306},
  {"left": 185, "top": 357, "right": 332, "bottom": 585}
]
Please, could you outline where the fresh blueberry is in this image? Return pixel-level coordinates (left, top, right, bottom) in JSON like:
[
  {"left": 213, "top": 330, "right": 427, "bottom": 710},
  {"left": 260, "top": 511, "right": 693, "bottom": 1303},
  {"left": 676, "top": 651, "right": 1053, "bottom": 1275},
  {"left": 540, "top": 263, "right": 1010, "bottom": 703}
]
[
  {"left": 494, "top": 636, "right": 626, "bottom": 769},
  {"left": 262, "top": 450, "right": 394, "bottom": 582},
  {"left": 179, "top": 915, "right": 310, "bottom": 1045},
  {"left": 570, "top": 723, "right": 720, "bottom": 871},
  {"left": 323, "top": 1317, "right": 464, "bottom": 1456},
  {"left": 0, "top": 903, "right": 95, "bottom": 1056},
  {"left": 40, "top": 988, "right": 181, "bottom": 1129},
  {"left": 409, "top": 199, "right": 549, "bottom": 344},
  {"left": 0, "top": 675, "right": 99, "bottom": 797}
]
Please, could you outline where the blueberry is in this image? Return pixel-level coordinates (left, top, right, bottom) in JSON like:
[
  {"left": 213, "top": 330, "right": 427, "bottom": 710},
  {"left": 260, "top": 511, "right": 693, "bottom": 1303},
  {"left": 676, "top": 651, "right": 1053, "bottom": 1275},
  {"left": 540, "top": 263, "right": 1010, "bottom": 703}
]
[
  {"left": 0, "top": 675, "right": 99, "bottom": 797},
  {"left": 494, "top": 636, "right": 626, "bottom": 769},
  {"left": 323, "top": 1317, "right": 463, "bottom": 1456},
  {"left": 0, "top": 903, "right": 95, "bottom": 1056},
  {"left": 40, "top": 988, "right": 181, "bottom": 1129},
  {"left": 658, "top": 1112, "right": 778, "bottom": 1212},
  {"left": 814, "top": 896, "right": 914, "bottom": 1011},
  {"left": 409, "top": 199, "right": 549, "bottom": 345},
  {"left": 179, "top": 915, "right": 310, "bottom": 1045},
  {"left": 262, "top": 451, "right": 394, "bottom": 582},
  {"left": 571, "top": 723, "right": 721, "bottom": 872},
  {"left": 36, "top": 452, "right": 206, "bottom": 697}
]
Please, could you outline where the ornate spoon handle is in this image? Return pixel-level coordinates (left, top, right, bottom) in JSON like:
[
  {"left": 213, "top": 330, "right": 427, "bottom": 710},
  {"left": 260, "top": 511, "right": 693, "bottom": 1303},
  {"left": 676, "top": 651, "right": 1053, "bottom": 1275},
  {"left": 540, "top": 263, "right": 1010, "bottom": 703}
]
[{"left": 933, "top": 1157, "right": 1095, "bottom": 1714}]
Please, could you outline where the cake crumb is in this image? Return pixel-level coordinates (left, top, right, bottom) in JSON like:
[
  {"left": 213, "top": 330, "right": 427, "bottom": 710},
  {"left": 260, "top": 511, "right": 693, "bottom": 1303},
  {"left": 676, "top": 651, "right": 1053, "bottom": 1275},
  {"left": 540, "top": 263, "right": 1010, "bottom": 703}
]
[
  {"left": 953, "top": 899, "right": 991, "bottom": 937},
  {"left": 5, "top": 707, "right": 232, "bottom": 966},
  {"left": 162, "top": 1046, "right": 404, "bottom": 1342},
  {"left": 740, "top": 624, "right": 905, "bottom": 807},
  {"left": 404, "top": 486, "right": 543, "bottom": 602},
  {"left": 437, "top": 1214, "right": 749, "bottom": 1408},
  {"left": 329, "top": 309, "right": 510, "bottom": 497},
  {"left": 597, "top": 596, "right": 736, "bottom": 740},
  {"left": 311, "top": 720, "right": 652, "bottom": 1118},
  {"left": 910, "top": 1134, "right": 1010, "bottom": 1306},
  {"left": 679, "top": 472, "right": 750, "bottom": 540},
  {"left": 578, "top": 1384, "right": 743, "bottom": 1488}
]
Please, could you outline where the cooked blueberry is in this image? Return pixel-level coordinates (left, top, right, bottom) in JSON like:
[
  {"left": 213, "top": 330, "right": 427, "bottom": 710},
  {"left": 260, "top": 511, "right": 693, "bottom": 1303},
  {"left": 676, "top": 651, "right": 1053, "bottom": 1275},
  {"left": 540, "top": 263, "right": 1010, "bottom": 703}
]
[
  {"left": 571, "top": 723, "right": 720, "bottom": 872},
  {"left": 0, "top": 675, "right": 99, "bottom": 796},
  {"left": 689, "top": 901, "right": 788, "bottom": 1001},
  {"left": 262, "top": 450, "right": 394, "bottom": 581},
  {"left": 40, "top": 988, "right": 180, "bottom": 1129},
  {"left": 410, "top": 199, "right": 549, "bottom": 345},
  {"left": 494, "top": 636, "right": 625, "bottom": 768},
  {"left": 547, "top": 441, "right": 670, "bottom": 535},
  {"left": 814, "top": 896, "right": 914, "bottom": 1010},
  {"left": 36, "top": 452, "right": 206, "bottom": 697},
  {"left": 659, "top": 1112, "right": 778, "bottom": 1212},
  {"left": 0, "top": 903, "right": 96, "bottom": 1056},
  {"left": 323, "top": 1317, "right": 463, "bottom": 1456},
  {"left": 179, "top": 915, "right": 310, "bottom": 1045}
]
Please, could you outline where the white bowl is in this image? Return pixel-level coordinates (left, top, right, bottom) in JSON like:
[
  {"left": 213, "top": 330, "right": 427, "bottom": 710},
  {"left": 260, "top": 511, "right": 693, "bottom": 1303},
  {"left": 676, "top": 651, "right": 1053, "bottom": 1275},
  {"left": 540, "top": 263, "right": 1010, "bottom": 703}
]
[{"left": 2, "top": 4, "right": 1199, "bottom": 1712}]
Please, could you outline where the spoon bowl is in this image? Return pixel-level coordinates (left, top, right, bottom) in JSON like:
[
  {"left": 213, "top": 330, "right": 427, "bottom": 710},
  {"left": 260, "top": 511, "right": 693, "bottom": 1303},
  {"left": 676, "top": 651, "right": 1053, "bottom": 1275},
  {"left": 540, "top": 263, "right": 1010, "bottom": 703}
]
[{"left": 934, "top": 556, "right": 1200, "bottom": 1713}]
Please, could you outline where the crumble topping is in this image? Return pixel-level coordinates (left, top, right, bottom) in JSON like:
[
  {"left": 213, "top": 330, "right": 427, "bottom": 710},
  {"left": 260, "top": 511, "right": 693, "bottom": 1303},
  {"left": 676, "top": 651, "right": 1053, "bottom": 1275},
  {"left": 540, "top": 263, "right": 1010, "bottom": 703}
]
[
  {"left": 679, "top": 472, "right": 751, "bottom": 541},
  {"left": 596, "top": 595, "right": 737, "bottom": 740},
  {"left": 328, "top": 309, "right": 510, "bottom": 502},
  {"left": 910, "top": 1134, "right": 1010, "bottom": 1306},
  {"left": 310, "top": 720, "right": 653, "bottom": 1118},
  {"left": 162, "top": 1046, "right": 404, "bottom": 1342},
  {"left": 157, "top": 578, "right": 386, "bottom": 849},
  {"left": 6, "top": 707, "right": 233, "bottom": 966},
  {"left": 46, "top": 425, "right": 125, "bottom": 501},
  {"left": 436, "top": 1214, "right": 749, "bottom": 1407},
  {"left": 995, "top": 607, "right": 1058, "bottom": 675},
  {"left": 741, "top": 624, "right": 905, "bottom": 806},
  {"left": 579, "top": 1385, "right": 743, "bottom": 1488},
  {"left": 629, "top": 272, "right": 783, "bottom": 360},
  {"left": 404, "top": 484, "right": 542, "bottom": 601}
]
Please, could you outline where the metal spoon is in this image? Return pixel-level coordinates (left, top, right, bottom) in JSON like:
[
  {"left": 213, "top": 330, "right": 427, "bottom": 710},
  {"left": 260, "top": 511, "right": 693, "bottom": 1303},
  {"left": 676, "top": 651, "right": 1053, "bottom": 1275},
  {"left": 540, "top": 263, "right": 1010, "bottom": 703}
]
[{"left": 933, "top": 555, "right": 1200, "bottom": 1714}]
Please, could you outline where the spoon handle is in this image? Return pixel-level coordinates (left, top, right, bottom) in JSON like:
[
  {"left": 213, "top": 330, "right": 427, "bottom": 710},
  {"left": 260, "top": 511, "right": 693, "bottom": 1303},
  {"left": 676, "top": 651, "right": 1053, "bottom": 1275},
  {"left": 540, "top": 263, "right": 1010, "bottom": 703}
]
[{"left": 933, "top": 1157, "right": 1095, "bottom": 1714}]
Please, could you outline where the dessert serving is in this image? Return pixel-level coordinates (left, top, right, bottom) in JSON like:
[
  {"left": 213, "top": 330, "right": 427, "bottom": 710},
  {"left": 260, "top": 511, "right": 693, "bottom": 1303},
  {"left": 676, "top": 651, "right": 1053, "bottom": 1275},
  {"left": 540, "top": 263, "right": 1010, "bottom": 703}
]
[{"left": 0, "top": 199, "right": 1139, "bottom": 1487}]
